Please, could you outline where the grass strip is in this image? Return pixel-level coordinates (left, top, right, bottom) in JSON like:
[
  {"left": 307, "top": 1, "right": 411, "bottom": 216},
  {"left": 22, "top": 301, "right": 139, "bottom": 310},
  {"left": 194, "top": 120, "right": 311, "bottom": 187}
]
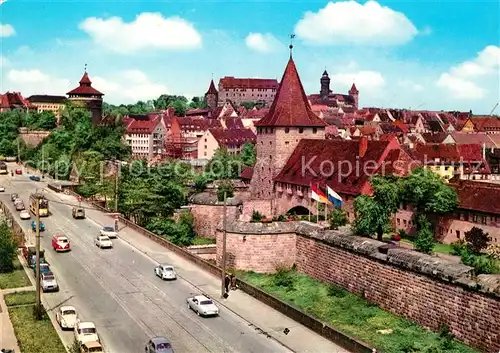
[
  {"left": 0, "top": 259, "right": 31, "bottom": 289},
  {"left": 8, "top": 302, "right": 66, "bottom": 353},
  {"left": 238, "top": 269, "right": 479, "bottom": 353},
  {"left": 4, "top": 291, "right": 36, "bottom": 307}
]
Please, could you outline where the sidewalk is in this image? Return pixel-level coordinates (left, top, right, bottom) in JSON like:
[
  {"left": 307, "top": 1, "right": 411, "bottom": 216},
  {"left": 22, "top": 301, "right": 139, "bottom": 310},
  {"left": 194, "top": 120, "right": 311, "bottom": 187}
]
[
  {"left": 49, "top": 189, "right": 350, "bottom": 353},
  {"left": 0, "top": 286, "right": 33, "bottom": 351}
]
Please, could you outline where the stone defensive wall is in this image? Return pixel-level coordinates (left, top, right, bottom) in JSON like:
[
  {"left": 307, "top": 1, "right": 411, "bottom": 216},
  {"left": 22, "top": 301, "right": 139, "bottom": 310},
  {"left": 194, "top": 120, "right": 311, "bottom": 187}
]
[{"left": 215, "top": 220, "right": 500, "bottom": 353}]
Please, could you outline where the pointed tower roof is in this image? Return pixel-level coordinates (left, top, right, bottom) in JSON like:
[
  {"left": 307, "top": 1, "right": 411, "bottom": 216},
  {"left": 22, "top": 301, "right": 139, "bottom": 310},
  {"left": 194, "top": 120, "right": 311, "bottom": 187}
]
[
  {"left": 67, "top": 71, "right": 103, "bottom": 96},
  {"left": 322, "top": 70, "right": 329, "bottom": 76},
  {"left": 349, "top": 83, "right": 359, "bottom": 94},
  {"left": 206, "top": 79, "right": 218, "bottom": 95},
  {"left": 255, "top": 58, "right": 327, "bottom": 128}
]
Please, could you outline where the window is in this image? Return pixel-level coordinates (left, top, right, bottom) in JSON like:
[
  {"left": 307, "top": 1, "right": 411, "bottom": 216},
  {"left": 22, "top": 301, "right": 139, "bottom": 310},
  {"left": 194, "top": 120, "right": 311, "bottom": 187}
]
[
  {"left": 285, "top": 128, "right": 290, "bottom": 133},
  {"left": 456, "top": 230, "right": 460, "bottom": 239},
  {"left": 298, "top": 128, "right": 304, "bottom": 133},
  {"left": 313, "top": 128, "right": 317, "bottom": 134},
  {"left": 472, "top": 214, "right": 478, "bottom": 222},
  {"left": 482, "top": 216, "right": 487, "bottom": 224},
  {"left": 397, "top": 218, "right": 400, "bottom": 225},
  {"left": 285, "top": 141, "right": 289, "bottom": 145}
]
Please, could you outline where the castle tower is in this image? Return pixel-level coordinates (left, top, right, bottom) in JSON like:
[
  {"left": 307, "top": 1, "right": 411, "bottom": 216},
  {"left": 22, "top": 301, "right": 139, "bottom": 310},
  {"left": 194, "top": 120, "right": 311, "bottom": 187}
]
[
  {"left": 250, "top": 54, "right": 327, "bottom": 201},
  {"left": 204, "top": 79, "right": 218, "bottom": 111},
  {"left": 67, "top": 68, "right": 104, "bottom": 125},
  {"left": 349, "top": 83, "right": 359, "bottom": 110},
  {"left": 320, "top": 70, "right": 331, "bottom": 100}
]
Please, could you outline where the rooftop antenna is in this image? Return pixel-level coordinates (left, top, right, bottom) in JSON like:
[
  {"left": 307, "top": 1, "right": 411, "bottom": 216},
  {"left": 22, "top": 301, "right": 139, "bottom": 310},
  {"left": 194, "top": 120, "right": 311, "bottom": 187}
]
[
  {"left": 289, "top": 34, "right": 295, "bottom": 58},
  {"left": 489, "top": 102, "right": 498, "bottom": 116}
]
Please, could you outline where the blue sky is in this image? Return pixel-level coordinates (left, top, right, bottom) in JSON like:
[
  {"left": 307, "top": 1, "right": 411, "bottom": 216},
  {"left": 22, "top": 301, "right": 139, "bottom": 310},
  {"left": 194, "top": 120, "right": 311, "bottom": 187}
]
[{"left": 1, "top": 0, "right": 499, "bottom": 113}]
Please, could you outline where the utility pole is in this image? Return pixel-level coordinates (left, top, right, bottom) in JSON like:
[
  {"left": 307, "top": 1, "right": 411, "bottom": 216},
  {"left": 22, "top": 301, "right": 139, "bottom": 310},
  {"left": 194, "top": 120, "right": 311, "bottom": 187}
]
[
  {"left": 221, "top": 191, "right": 227, "bottom": 299},
  {"left": 114, "top": 161, "right": 120, "bottom": 212},
  {"left": 35, "top": 198, "right": 42, "bottom": 320}
]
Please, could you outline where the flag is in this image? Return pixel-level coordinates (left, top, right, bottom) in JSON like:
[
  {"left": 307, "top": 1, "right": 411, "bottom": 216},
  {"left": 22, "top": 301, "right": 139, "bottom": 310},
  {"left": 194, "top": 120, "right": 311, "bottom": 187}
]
[
  {"left": 327, "top": 186, "right": 343, "bottom": 207},
  {"left": 311, "top": 183, "right": 329, "bottom": 204}
]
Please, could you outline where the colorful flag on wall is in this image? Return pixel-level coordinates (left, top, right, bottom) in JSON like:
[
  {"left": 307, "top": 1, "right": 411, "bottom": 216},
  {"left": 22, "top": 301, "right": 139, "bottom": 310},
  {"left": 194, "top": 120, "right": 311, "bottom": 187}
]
[
  {"left": 311, "top": 183, "right": 330, "bottom": 204},
  {"left": 327, "top": 186, "right": 343, "bottom": 207}
]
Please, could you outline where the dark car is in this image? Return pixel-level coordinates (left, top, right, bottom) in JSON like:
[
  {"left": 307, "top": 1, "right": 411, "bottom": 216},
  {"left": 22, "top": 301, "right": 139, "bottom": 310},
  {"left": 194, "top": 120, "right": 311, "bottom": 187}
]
[
  {"left": 33, "top": 263, "right": 51, "bottom": 276},
  {"left": 145, "top": 337, "right": 174, "bottom": 353},
  {"left": 29, "top": 175, "right": 41, "bottom": 181},
  {"left": 11, "top": 193, "right": 18, "bottom": 202},
  {"left": 32, "top": 220, "right": 45, "bottom": 231}
]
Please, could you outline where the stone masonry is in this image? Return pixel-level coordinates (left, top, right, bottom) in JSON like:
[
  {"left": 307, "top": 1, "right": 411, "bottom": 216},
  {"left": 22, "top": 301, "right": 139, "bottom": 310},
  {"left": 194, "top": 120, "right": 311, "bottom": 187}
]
[{"left": 215, "top": 220, "right": 500, "bottom": 352}]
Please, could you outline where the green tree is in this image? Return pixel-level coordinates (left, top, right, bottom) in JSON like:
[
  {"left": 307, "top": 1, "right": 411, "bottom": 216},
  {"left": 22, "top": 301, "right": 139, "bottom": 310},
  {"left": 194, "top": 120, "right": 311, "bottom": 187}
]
[
  {"left": 413, "top": 215, "right": 435, "bottom": 254},
  {"left": 217, "top": 181, "right": 234, "bottom": 201},
  {"left": 330, "top": 207, "right": 348, "bottom": 230},
  {"left": 239, "top": 143, "right": 256, "bottom": 166},
  {"left": 353, "top": 175, "right": 401, "bottom": 241},
  {"left": 465, "top": 227, "right": 491, "bottom": 254},
  {"left": 189, "top": 96, "right": 208, "bottom": 109},
  {"left": 0, "top": 221, "right": 17, "bottom": 272}
]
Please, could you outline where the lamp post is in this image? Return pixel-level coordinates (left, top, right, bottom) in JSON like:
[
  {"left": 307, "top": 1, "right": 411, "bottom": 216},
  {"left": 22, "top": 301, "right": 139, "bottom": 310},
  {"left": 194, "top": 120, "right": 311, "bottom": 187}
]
[{"left": 220, "top": 191, "right": 227, "bottom": 299}]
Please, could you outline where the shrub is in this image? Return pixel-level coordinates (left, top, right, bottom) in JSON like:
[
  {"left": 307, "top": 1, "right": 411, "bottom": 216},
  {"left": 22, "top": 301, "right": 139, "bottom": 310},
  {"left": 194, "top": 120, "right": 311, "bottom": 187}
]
[
  {"left": 0, "top": 221, "right": 16, "bottom": 273},
  {"left": 217, "top": 181, "right": 234, "bottom": 201},
  {"left": 251, "top": 210, "right": 264, "bottom": 222},
  {"left": 329, "top": 207, "right": 348, "bottom": 230},
  {"left": 414, "top": 226, "right": 435, "bottom": 254},
  {"left": 272, "top": 264, "right": 294, "bottom": 289},
  {"left": 464, "top": 227, "right": 491, "bottom": 254},
  {"left": 398, "top": 229, "right": 408, "bottom": 239},
  {"left": 486, "top": 244, "right": 500, "bottom": 260},
  {"left": 460, "top": 246, "right": 500, "bottom": 275},
  {"left": 451, "top": 239, "right": 467, "bottom": 256}
]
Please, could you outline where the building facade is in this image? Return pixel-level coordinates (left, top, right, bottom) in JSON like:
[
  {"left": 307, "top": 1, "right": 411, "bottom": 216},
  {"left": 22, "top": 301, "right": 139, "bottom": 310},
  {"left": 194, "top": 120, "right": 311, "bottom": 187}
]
[
  {"left": 218, "top": 77, "right": 279, "bottom": 107},
  {"left": 308, "top": 70, "right": 359, "bottom": 110},
  {"left": 198, "top": 127, "right": 256, "bottom": 159},
  {"left": 27, "top": 95, "right": 67, "bottom": 120},
  {"left": 123, "top": 115, "right": 165, "bottom": 160}
]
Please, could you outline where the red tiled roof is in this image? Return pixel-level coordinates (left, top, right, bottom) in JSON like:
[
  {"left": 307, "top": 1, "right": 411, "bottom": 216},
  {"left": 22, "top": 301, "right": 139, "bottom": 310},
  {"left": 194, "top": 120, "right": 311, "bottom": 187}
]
[
  {"left": 255, "top": 58, "right": 327, "bottom": 128},
  {"left": 421, "top": 132, "right": 448, "bottom": 144},
  {"left": 0, "top": 92, "right": 36, "bottom": 109},
  {"left": 412, "top": 143, "right": 484, "bottom": 163},
  {"left": 470, "top": 116, "right": 500, "bottom": 131},
  {"left": 241, "top": 108, "right": 269, "bottom": 119},
  {"left": 67, "top": 72, "right": 103, "bottom": 96},
  {"left": 209, "top": 128, "right": 256, "bottom": 146},
  {"left": 164, "top": 116, "right": 223, "bottom": 131},
  {"left": 219, "top": 77, "right": 278, "bottom": 90},
  {"left": 223, "top": 117, "right": 245, "bottom": 129},
  {"left": 450, "top": 132, "right": 497, "bottom": 148},
  {"left": 358, "top": 126, "right": 377, "bottom": 135},
  {"left": 349, "top": 83, "right": 359, "bottom": 94},
  {"left": 451, "top": 180, "right": 500, "bottom": 214},
  {"left": 274, "top": 138, "right": 408, "bottom": 195},
  {"left": 240, "top": 167, "right": 254, "bottom": 180},
  {"left": 125, "top": 115, "right": 161, "bottom": 134},
  {"left": 206, "top": 79, "right": 218, "bottom": 94},
  {"left": 186, "top": 108, "right": 211, "bottom": 116}
]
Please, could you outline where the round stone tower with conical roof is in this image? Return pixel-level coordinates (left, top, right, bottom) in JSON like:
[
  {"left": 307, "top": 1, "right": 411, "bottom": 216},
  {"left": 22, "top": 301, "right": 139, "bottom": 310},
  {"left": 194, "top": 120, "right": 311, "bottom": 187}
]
[{"left": 67, "top": 67, "right": 104, "bottom": 124}]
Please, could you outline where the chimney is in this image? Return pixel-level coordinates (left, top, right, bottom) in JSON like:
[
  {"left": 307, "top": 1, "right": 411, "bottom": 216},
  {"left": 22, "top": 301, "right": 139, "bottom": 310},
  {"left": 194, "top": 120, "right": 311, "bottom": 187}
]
[{"left": 359, "top": 136, "right": 368, "bottom": 158}]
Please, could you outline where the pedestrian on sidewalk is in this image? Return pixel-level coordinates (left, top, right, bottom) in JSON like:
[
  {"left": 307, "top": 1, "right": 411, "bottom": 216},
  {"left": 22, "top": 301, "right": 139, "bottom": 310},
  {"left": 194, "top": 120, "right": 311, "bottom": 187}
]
[
  {"left": 230, "top": 274, "right": 237, "bottom": 290},
  {"left": 224, "top": 275, "right": 230, "bottom": 293}
]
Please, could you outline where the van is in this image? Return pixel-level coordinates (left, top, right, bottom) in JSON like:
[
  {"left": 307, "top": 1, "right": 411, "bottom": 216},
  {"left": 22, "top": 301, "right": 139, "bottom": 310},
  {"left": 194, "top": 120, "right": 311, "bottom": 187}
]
[{"left": 52, "top": 234, "right": 71, "bottom": 252}]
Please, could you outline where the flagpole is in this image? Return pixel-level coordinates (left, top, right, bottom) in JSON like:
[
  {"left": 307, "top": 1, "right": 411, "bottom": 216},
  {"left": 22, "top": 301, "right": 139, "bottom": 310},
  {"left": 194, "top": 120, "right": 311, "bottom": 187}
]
[{"left": 316, "top": 199, "right": 319, "bottom": 223}]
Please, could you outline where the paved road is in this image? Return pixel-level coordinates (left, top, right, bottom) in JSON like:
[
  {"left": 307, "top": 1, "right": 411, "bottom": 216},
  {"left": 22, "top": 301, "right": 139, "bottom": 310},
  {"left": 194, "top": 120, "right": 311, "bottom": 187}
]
[{"left": 1, "top": 173, "right": 293, "bottom": 353}]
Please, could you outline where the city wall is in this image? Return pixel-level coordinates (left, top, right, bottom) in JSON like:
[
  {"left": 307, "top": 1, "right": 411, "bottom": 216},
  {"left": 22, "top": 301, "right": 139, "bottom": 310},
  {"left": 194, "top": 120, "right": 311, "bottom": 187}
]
[{"left": 215, "top": 221, "right": 500, "bottom": 353}]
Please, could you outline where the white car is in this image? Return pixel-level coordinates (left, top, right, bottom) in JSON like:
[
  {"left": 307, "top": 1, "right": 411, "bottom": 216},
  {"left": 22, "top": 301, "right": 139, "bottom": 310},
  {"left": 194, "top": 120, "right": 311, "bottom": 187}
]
[
  {"left": 56, "top": 306, "right": 78, "bottom": 330},
  {"left": 186, "top": 295, "right": 219, "bottom": 317},
  {"left": 0, "top": 186, "right": 5, "bottom": 192},
  {"left": 94, "top": 235, "right": 112, "bottom": 249},
  {"left": 154, "top": 264, "right": 177, "bottom": 280},
  {"left": 41, "top": 272, "right": 59, "bottom": 292},
  {"left": 74, "top": 321, "right": 100, "bottom": 345},
  {"left": 81, "top": 341, "right": 104, "bottom": 353},
  {"left": 20, "top": 210, "right": 31, "bottom": 220},
  {"left": 100, "top": 226, "right": 117, "bottom": 239}
]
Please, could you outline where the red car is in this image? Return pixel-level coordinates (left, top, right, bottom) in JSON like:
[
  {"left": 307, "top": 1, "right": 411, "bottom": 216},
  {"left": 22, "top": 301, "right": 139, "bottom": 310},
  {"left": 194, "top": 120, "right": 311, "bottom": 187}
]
[
  {"left": 52, "top": 234, "right": 71, "bottom": 252},
  {"left": 15, "top": 169, "right": 22, "bottom": 175}
]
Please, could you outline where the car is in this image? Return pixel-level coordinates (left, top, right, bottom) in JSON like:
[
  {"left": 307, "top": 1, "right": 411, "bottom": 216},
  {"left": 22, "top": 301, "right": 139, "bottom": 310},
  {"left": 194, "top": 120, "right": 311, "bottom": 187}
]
[
  {"left": 74, "top": 321, "right": 100, "bottom": 345},
  {"left": 186, "top": 295, "right": 219, "bottom": 317},
  {"left": 11, "top": 193, "right": 18, "bottom": 201},
  {"left": 15, "top": 201, "right": 25, "bottom": 211},
  {"left": 15, "top": 169, "right": 22, "bottom": 175},
  {"left": 94, "top": 235, "right": 112, "bottom": 249},
  {"left": 20, "top": 210, "right": 31, "bottom": 220},
  {"left": 81, "top": 341, "right": 104, "bottom": 353},
  {"left": 72, "top": 206, "right": 85, "bottom": 219},
  {"left": 29, "top": 175, "right": 41, "bottom": 181},
  {"left": 0, "top": 185, "right": 5, "bottom": 192},
  {"left": 145, "top": 337, "right": 174, "bottom": 353},
  {"left": 41, "top": 272, "right": 59, "bottom": 292},
  {"left": 154, "top": 264, "right": 177, "bottom": 280},
  {"left": 32, "top": 220, "right": 45, "bottom": 231},
  {"left": 56, "top": 306, "right": 78, "bottom": 330},
  {"left": 52, "top": 234, "right": 70, "bottom": 252},
  {"left": 99, "top": 226, "right": 117, "bottom": 239},
  {"left": 34, "top": 263, "right": 51, "bottom": 276}
]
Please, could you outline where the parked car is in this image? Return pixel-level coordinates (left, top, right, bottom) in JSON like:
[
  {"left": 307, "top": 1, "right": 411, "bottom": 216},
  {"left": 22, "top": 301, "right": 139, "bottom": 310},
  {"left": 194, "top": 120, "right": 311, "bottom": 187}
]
[
  {"left": 186, "top": 295, "right": 219, "bottom": 317},
  {"left": 32, "top": 220, "right": 45, "bottom": 231},
  {"left": 41, "top": 272, "right": 59, "bottom": 292},
  {"left": 154, "top": 264, "right": 177, "bottom": 280},
  {"left": 29, "top": 175, "right": 41, "bottom": 181},
  {"left": 0, "top": 185, "right": 5, "bottom": 192},
  {"left": 11, "top": 193, "right": 18, "bottom": 201},
  {"left": 72, "top": 206, "right": 85, "bottom": 219},
  {"left": 94, "top": 235, "right": 112, "bottom": 249},
  {"left": 81, "top": 341, "right": 104, "bottom": 353},
  {"left": 56, "top": 306, "right": 78, "bottom": 330},
  {"left": 145, "top": 337, "right": 174, "bottom": 353},
  {"left": 15, "top": 169, "right": 22, "bottom": 175},
  {"left": 52, "top": 234, "right": 71, "bottom": 252},
  {"left": 34, "top": 263, "right": 51, "bottom": 276},
  {"left": 99, "top": 226, "right": 117, "bottom": 239},
  {"left": 20, "top": 210, "right": 31, "bottom": 219},
  {"left": 15, "top": 201, "right": 25, "bottom": 211},
  {"left": 74, "top": 321, "right": 100, "bottom": 345}
]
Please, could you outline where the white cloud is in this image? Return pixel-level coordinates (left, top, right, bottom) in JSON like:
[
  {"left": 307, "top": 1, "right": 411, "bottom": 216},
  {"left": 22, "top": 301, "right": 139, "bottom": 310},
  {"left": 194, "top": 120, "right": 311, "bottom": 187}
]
[
  {"left": 294, "top": 0, "right": 418, "bottom": 46},
  {"left": 79, "top": 12, "right": 202, "bottom": 54},
  {"left": 437, "top": 45, "right": 499, "bottom": 100},
  {"left": 330, "top": 70, "right": 385, "bottom": 90},
  {"left": 398, "top": 79, "right": 424, "bottom": 92},
  {"left": 245, "top": 32, "right": 281, "bottom": 53},
  {"left": 0, "top": 23, "right": 15, "bottom": 37},
  {"left": 0, "top": 55, "right": 9, "bottom": 67},
  {"left": 4, "top": 69, "right": 72, "bottom": 95}
]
